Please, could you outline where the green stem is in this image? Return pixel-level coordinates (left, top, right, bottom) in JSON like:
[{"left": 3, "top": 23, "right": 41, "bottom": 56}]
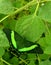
[
  {"left": 12, "top": 0, "right": 36, "bottom": 15},
  {"left": 0, "top": 15, "right": 9, "bottom": 23},
  {"left": 33, "top": 0, "right": 40, "bottom": 18},
  {"left": 7, "top": 49, "right": 28, "bottom": 65},
  {"left": 0, "top": 0, "right": 36, "bottom": 23},
  {"left": 0, "top": 0, "right": 51, "bottom": 23},
  {"left": 0, "top": 57, "right": 11, "bottom": 65},
  {"left": 36, "top": 54, "right": 41, "bottom": 64}
]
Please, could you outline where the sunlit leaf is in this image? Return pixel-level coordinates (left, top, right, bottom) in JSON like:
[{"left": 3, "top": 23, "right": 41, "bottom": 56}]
[
  {"left": 15, "top": 15, "right": 45, "bottom": 42},
  {"left": 38, "top": 1, "right": 51, "bottom": 22},
  {"left": 0, "top": 30, "right": 9, "bottom": 47},
  {"left": 0, "top": 0, "right": 14, "bottom": 14}
]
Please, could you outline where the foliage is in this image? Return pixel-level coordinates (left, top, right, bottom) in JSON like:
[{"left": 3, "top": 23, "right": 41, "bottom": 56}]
[{"left": 0, "top": 0, "right": 51, "bottom": 65}]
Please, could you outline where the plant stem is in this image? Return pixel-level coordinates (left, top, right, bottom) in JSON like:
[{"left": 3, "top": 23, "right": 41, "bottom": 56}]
[
  {"left": 33, "top": 0, "right": 40, "bottom": 18},
  {"left": 36, "top": 54, "right": 41, "bottom": 64},
  {"left": 7, "top": 49, "right": 28, "bottom": 65},
  {"left": 13, "top": 0, "right": 36, "bottom": 15},
  {"left": 0, "top": 15, "right": 9, "bottom": 23},
  {"left": 0, "top": 57, "right": 11, "bottom": 65},
  {"left": 0, "top": 0, "right": 36, "bottom": 23},
  {"left": 0, "top": 0, "right": 51, "bottom": 23}
]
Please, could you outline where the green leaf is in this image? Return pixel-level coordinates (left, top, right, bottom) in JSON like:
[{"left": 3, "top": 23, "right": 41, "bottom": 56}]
[
  {"left": 0, "top": 30, "right": 9, "bottom": 47},
  {"left": 3, "top": 52, "right": 11, "bottom": 61},
  {"left": 0, "top": 0, "right": 14, "bottom": 14},
  {"left": 39, "top": 60, "right": 51, "bottom": 65},
  {"left": 15, "top": 15, "right": 45, "bottom": 42},
  {"left": 28, "top": 53, "right": 36, "bottom": 65},
  {"left": 38, "top": 54, "right": 49, "bottom": 61},
  {"left": 12, "top": 0, "right": 24, "bottom": 8},
  {"left": 44, "top": 46, "right": 51, "bottom": 54},
  {"left": 29, "top": 4, "right": 37, "bottom": 14},
  {"left": 38, "top": 1, "right": 51, "bottom": 22},
  {"left": 38, "top": 33, "right": 51, "bottom": 54},
  {"left": 28, "top": 60, "right": 35, "bottom": 65},
  {"left": 9, "top": 57, "right": 19, "bottom": 65},
  {"left": 0, "top": 47, "right": 5, "bottom": 57},
  {"left": 28, "top": 53, "right": 36, "bottom": 60},
  {"left": 0, "top": 61, "right": 5, "bottom": 65},
  {"left": 20, "top": 53, "right": 27, "bottom": 60},
  {"left": 2, "top": 18, "right": 16, "bottom": 30},
  {"left": 0, "top": 14, "right": 5, "bottom": 19}
]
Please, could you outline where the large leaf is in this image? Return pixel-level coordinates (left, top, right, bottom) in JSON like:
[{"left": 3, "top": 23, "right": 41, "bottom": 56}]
[
  {"left": 2, "top": 18, "right": 16, "bottom": 30},
  {"left": 9, "top": 57, "right": 19, "bottom": 65},
  {"left": 12, "top": 0, "right": 25, "bottom": 8},
  {"left": 39, "top": 60, "right": 51, "bottom": 65},
  {"left": 28, "top": 53, "right": 36, "bottom": 65},
  {"left": 38, "top": 1, "right": 51, "bottom": 22},
  {"left": 44, "top": 46, "right": 51, "bottom": 54},
  {"left": 15, "top": 15, "right": 45, "bottom": 42},
  {"left": 3, "top": 52, "right": 11, "bottom": 61},
  {"left": 0, "top": 47, "right": 5, "bottom": 57},
  {"left": 0, "top": 0, "right": 14, "bottom": 14},
  {"left": 0, "top": 30, "right": 9, "bottom": 47},
  {"left": 38, "top": 33, "right": 51, "bottom": 54},
  {"left": 38, "top": 54, "right": 49, "bottom": 61}
]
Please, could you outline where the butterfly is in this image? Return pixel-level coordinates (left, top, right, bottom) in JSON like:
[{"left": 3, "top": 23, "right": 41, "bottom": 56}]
[{"left": 3, "top": 28, "right": 37, "bottom": 53}]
